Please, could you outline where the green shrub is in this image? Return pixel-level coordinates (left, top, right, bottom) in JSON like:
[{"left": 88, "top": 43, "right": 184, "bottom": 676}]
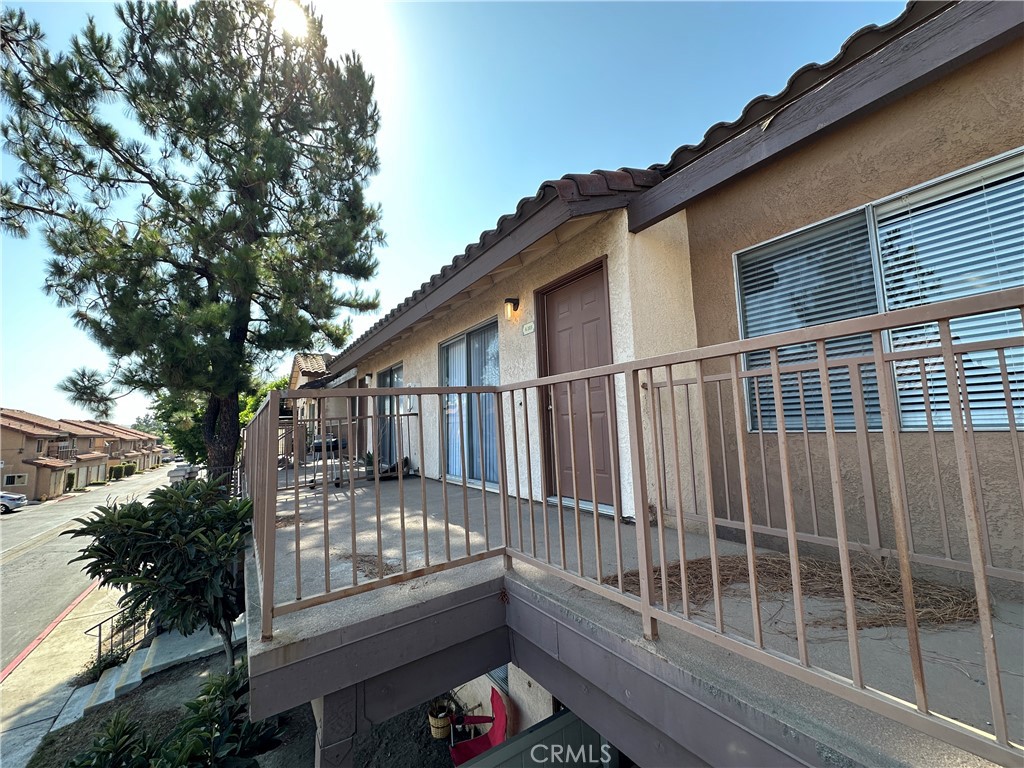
[
  {"left": 65, "top": 661, "right": 280, "bottom": 767},
  {"left": 122, "top": 463, "right": 137, "bottom": 478},
  {"left": 109, "top": 465, "right": 124, "bottom": 481},
  {"left": 73, "top": 647, "right": 131, "bottom": 687},
  {"left": 66, "top": 477, "right": 251, "bottom": 668},
  {"left": 65, "top": 711, "right": 155, "bottom": 768}
]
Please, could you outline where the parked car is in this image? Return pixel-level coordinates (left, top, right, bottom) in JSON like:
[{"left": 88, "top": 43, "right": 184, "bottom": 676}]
[{"left": 1, "top": 492, "right": 29, "bottom": 514}]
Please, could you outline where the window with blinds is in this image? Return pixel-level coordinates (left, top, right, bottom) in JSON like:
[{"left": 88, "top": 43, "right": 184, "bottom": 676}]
[
  {"left": 735, "top": 152, "right": 1024, "bottom": 432},
  {"left": 737, "top": 212, "right": 881, "bottom": 431}
]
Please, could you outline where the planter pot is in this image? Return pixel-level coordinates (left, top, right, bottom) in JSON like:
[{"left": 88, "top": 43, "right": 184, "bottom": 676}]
[{"left": 427, "top": 705, "right": 452, "bottom": 740}]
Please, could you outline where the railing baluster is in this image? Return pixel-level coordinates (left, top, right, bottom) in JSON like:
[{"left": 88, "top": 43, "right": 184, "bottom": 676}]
[
  {"left": 938, "top": 322, "right": 1008, "bottom": 743},
  {"left": 396, "top": 403, "right": 407, "bottom": 572},
  {"left": 293, "top": 419, "right": 301, "bottom": 601},
  {"left": 650, "top": 372, "right": 670, "bottom": 610},
  {"left": 549, "top": 383, "right": 567, "bottom": 570},
  {"left": 262, "top": 390, "right": 280, "bottom": 640},
  {"left": 694, "top": 359, "right": 725, "bottom": 633},
  {"left": 815, "top": 345, "right": 863, "bottom": 688},
  {"left": 715, "top": 380, "right": 732, "bottom": 522},
  {"left": 320, "top": 407, "right": 330, "bottom": 594},
  {"left": 417, "top": 395, "right": 430, "bottom": 568},
  {"left": 728, "top": 356, "right": 760, "bottom": 646},
  {"left": 523, "top": 388, "right": 541, "bottom": 561},
  {"left": 768, "top": 347, "right": 808, "bottom": 664},
  {"left": 457, "top": 392, "right": 471, "bottom": 557},
  {"left": 918, "top": 359, "right": 952, "bottom": 560},
  {"left": 997, "top": 347, "right": 1024, "bottom": 515},
  {"left": 666, "top": 366, "right": 690, "bottom": 617},
  {"left": 475, "top": 391, "right": 489, "bottom": 551},
  {"left": 509, "top": 389, "right": 524, "bottom": 553},
  {"left": 495, "top": 390, "right": 511, "bottom": 566},
  {"left": 567, "top": 381, "right": 584, "bottom": 577},
  {"left": 347, "top": 403, "right": 357, "bottom": 587},
  {"left": 439, "top": 393, "right": 452, "bottom": 562},
  {"left": 371, "top": 402, "right": 384, "bottom": 578},
  {"left": 961, "top": 363, "right": 994, "bottom": 565},
  {"left": 795, "top": 371, "right": 818, "bottom": 536},
  {"left": 605, "top": 375, "right": 625, "bottom": 593},
  {"left": 751, "top": 373, "right": 772, "bottom": 528},
  {"left": 626, "top": 366, "right": 658, "bottom": 641},
  {"left": 584, "top": 378, "right": 603, "bottom": 584},
  {"left": 872, "top": 331, "right": 929, "bottom": 713},
  {"left": 848, "top": 364, "right": 882, "bottom": 551}
]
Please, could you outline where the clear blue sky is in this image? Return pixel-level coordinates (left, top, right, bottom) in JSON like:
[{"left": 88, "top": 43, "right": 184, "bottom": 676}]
[{"left": 1, "top": 0, "right": 908, "bottom": 425}]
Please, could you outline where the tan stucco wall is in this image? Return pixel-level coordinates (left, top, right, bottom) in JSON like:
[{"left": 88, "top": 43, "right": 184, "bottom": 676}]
[
  {"left": 684, "top": 41, "right": 1024, "bottom": 350},
  {"left": 352, "top": 212, "right": 639, "bottom": 511},
  {"left": 657, "top": 41, "right": 1024, "bottom": 572}
]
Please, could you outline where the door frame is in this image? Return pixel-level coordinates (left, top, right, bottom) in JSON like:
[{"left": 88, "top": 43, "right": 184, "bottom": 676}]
[{"left": 534, "top": 257, "right": 614, "bottom": 500}]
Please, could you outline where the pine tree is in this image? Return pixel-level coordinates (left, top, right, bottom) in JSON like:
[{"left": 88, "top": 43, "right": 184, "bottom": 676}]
[{"left": 1, "top": 0, "right": 382, "bottom": 470}]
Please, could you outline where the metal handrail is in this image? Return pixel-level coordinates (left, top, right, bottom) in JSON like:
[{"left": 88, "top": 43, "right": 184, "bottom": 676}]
[{"left": 84, "top": 605, "right": 154, "bottom": 664}]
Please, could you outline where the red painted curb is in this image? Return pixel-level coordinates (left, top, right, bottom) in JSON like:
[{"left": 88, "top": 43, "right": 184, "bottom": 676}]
[{"left": 0, "top": 578, "right": 101, "bottom": 684}]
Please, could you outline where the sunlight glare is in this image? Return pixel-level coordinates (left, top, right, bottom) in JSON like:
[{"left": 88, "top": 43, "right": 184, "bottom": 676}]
[{"left": 272, "top": 0, "right": 308, "bottom": 40}]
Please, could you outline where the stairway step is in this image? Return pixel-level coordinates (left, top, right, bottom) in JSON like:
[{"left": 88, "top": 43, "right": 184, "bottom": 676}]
[
  {"left": 83, "top": 665, "right": 121, "bottom": 715},
  {"left": 114, "top": 648, "right": 148, "bottom": 697},
  {"left": 141, "top": 616, "right": 246, "bottom": 679},
  {"left": 52, "top": 683, "right": 96, "bottom": 731}
]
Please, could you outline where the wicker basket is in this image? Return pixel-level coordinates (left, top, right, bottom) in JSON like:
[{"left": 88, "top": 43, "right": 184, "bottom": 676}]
[{"left": 427, "top": 704, "right": 451, "bottom": 740}]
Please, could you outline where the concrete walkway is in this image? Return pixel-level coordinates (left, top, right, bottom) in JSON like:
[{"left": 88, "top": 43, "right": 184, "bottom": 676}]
[{"left": 0, "top": 585, "right": 244, "bottom": 768}]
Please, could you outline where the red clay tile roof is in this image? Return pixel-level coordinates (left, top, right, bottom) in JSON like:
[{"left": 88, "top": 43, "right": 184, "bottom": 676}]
[
  {"left": 60, "top": 419, "right": 124, "bottom": 440},
  {"left": 326, "top": 1, "right": 952, "bottom": 374},
  {"left": 294, "top": 352, "right": 332, "bottom": 374},
  {"left": 91, "top": 422, "right": 159, "bottom": 441},
  {"left": 648, "top": 1, "right": 949, "bottom": 178},
  {"left": 330, "top": 168, "right": 660, "bottom": 372},
  {"left": 74, "top": 452, "right": 109, "bottom": 461},
  {"left": 1, "top": 416, "right": 61, "bottom": 438},
  {"left": 23, "top": 456, "right": 74, "bottom": 469},
  {"left": 1, "top": 408, "right": 72, "bottom": 435}
]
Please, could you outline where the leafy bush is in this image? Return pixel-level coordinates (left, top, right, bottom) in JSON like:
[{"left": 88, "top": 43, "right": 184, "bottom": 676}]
[
  {"left": 65, "top": 711, "right": 154, "bottom": 768},
  {"left": 73, "top": 648, "right": 131, "bottom": 687},
  {"left": 109, "top": 465, "right": 124, "bottom": 481},
  {"left": 66, "top": 476, "right": 251, "bottom": 667},
  {"left": 65, "top": 662, "right": 279, "bottom": 767},
  {"left": 122, "top": 463, "right": 136, "bottom": 478}
]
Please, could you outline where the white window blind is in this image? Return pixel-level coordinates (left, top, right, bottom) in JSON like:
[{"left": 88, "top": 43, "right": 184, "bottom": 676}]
[
  {"left": 736, "top": 153, "right": 1024, "bottom": 433},
  {"left": 878, "top": 168, "right": 1024, "bottom": 429},
  {"left": 737, "top": 212, "right": 880, "bottom": 430}
]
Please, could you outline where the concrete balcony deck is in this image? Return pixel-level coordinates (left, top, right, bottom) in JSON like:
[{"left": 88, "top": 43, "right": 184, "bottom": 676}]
[{"left": 245, "top": 466, "right": 1020, "bottom": 766}]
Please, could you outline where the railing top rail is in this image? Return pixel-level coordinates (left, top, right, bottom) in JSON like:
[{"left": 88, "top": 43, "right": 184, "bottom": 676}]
[
  {"left": 278, "top": 385, "right": 502, "bottom": 399},
  {"left": 258, "top": 290, "right": 1021, "bottom": 403}
]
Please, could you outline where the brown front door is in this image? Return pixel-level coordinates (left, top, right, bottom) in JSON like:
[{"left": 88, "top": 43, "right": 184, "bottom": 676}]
[{"left": 540, "top": 264, "right": 615, "bottom": 507}]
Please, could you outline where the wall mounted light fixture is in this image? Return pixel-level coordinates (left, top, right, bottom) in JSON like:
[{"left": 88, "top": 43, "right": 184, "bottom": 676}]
[{"left": 504, "top": 297, "right": 520, "bottom": 320}]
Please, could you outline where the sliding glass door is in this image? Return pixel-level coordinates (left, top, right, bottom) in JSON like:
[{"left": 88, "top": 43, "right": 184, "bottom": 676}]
[
  {"left": 440, "top": 322, "right": 499, "bottom": 484},
  {"left": 377, "top": 364, "right": 403, "bottom": 468}
]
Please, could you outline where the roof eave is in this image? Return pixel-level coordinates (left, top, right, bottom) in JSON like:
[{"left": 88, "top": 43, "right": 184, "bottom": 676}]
[
  {"left": 330, "top": 192, "right": 573, "bottom": 373},
  {"left": 628, "top": 1, "right": 1023, "bottom": 231}
]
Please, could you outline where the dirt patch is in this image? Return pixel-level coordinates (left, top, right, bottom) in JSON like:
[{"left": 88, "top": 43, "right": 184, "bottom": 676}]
[
  {"left": 354, "top": 702, "right": 454, "bottom": 768},
  {"left": 336, "top": 551, "right": 401, "bottom": 580},
  {"left": 29, "top": 652, "right": 313, "bottom": 768},
  {"left": 606, "top": 554, "right": 979, "bottom": 629}
]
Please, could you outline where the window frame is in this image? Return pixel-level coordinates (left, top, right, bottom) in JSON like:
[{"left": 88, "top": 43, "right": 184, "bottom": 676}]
[
  {"left": 3, "top": 473, "right": 28, "bottom": 486},
  {"left": 733, "top": 148, "right": 1024, "bottom": 434},
  {"left": 438, "top": 318, "right": 501, "bottom": 486}
]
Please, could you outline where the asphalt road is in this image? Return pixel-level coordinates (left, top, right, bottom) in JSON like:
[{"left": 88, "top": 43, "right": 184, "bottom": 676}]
[{"left": 0, "top": 465, "right": 174, "bottom": 670}]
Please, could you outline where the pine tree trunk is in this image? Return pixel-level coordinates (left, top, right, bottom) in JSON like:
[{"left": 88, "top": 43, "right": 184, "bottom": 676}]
[{"left": 203, "top": 393, "right": 241, "bottom": 481}]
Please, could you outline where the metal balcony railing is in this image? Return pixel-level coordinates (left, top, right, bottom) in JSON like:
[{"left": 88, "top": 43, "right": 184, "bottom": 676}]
[{"left": 241, "top": 287, "right": 1023, "bottom": 764}]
